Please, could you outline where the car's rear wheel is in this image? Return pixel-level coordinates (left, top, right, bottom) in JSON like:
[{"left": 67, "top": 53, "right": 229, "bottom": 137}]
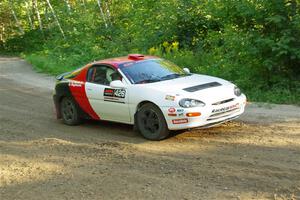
[
  {"left": 137, "top": 103, "right": 169, "bottom": 140},
  {"left": 60, "top": 97, "right": 81, "bottom": 125}
]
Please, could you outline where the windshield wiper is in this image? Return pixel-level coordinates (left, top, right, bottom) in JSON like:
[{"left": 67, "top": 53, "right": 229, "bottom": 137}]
[
  {"left": 135, "top": 73, "right": 190, "bottom": 84},
  {"left": 160, "top": 73, "right": 183, "bottom": 80},
  {"left": 135, "top": 79, "right": 161, "bottom": 84}
]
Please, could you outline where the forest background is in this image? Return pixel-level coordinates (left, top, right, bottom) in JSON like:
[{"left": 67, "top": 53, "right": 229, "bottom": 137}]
[{"left": 0, "top": 0, "right": 299, "bottom": 104}]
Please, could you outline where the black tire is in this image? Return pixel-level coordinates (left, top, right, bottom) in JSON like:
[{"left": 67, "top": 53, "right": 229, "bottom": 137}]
[
  {"left": 136, "top": 103, "right": 169, "bottom": 140},
  {"left": 60, "top": 97, "right": 81, "bottom": 125}
]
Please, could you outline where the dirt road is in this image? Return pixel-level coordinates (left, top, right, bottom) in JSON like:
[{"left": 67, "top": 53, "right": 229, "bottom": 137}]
[{"left": 0, "top": 57, "right": 299, "bottom": 200}]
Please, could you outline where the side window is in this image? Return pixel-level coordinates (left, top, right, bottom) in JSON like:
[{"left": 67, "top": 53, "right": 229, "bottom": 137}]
[{"left": 87, "top": 65, "right": 122, "bottom": 85}]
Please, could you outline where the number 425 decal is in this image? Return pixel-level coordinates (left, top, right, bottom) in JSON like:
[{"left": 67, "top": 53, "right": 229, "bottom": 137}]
[{"left": 104, "top": 88, "right": 126, "bottom": 98}]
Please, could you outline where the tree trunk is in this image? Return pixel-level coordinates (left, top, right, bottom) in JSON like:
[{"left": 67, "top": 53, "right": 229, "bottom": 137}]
[
  {"left": 9, "top": 1, "right": 24, "bottom": 34},
  {"left": 32, "top": 0, "right": 43, "bottom": 32},
  {"left": 97, "top": 0, "right": 108, "bottom": 28},
  {"left": 0, "top": 23, "right": 4, "bottom": 43},
  {"left": 105, "top": 1, "right": 112, "bottom": 25},
  {"left": 25, "top": 1, "right": 34, "bottom": 30},
  {"left": 45, "top": 0, "right": 65, "bottom": 38},
  {"left": 81, "top": 0, "right": 86, "bottom": 9},
  {"left": 290, "top": 0, "right": 297, "bottom": 16},
  {"left": 65, "top": 0, "right": 72, "bottom": 13}
]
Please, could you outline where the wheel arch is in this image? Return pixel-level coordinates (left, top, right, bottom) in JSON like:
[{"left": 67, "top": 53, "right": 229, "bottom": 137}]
[
  {"left": 134, "top": 100, "right": 165, "bottom": 129},
  {"left": 55, "top": 94, "right": 71, "bottom": 119},
  {"left": 136, "top": 100, "right": 157, "bottom": 112},
  {"left": 134, "top": 100, "right": 170, "bottom": 140},
  {"left": 56, "top": 94, "right": 91, "bottom": 120}
]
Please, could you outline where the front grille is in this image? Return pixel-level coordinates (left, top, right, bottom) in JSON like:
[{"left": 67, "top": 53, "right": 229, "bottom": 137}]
[
  {"left": 207, "top": 107, "right": 240, "bottom": 121},
  {"left": 212, "top": 98, "right": 235, "bottom": 105},
  {"left": 183, "top": 82, "right": 222, "bottom": 92}
]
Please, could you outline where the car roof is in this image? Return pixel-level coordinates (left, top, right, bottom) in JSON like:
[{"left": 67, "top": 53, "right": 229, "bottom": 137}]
[{"left": 90, "top": 54, "right": 158, "bottom": 68}]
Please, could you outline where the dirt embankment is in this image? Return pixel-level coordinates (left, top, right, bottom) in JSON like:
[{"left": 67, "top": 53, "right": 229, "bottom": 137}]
[{"left": 0, "top": 57, "right": 299, "bottom": 200}]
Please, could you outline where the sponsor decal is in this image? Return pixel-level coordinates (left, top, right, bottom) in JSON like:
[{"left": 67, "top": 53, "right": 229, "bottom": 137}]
[
  {"left": 104, "top": 98, "right": 125, "bottom": 104},
  {"left": 165, "top": 95, "right": 175, "bottom": 101},
  {"left": 168, "top": 107, "right": 176, "bottom": 113},
  {"left": 104, "top": 88, "right": 126, "bottom": 98},
  {"left": 172, "top": 118, "right": 188, "bottom": 124},
  {"left": 177, "top": 108, "right": 184, "bottom": 113},
  {"left": 104, "top": 88, "right": 126, "bottom": 103},
  {"left": 69, "top": 81, "right": 84, "bottom": 87},
  {"left": 168, "top": 108, "right": 184, "bottom": 117},
  {"left": 212, "top": 103, "right": 239, "bottom": 113},
  {"left": 104, "top": 89, "right": 114, "bottom": 96}
]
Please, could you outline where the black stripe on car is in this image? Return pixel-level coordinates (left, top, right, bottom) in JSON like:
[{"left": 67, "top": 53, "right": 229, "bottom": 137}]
[{"left": 183, "top": 82, "right": 222, "bottom": 92}]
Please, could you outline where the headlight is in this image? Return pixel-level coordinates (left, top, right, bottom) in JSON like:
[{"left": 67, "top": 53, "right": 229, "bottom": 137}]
[
  {"left": 234, "top": 86, "right": 241, "bottom": 96},
  {"left": 179, "top": 98, "right": 205, "bottom": 108}
]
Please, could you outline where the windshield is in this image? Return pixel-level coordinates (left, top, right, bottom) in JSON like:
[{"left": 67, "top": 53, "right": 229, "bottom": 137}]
[{"left": 119, "top": 59, "right": 190, "bottom": 84}]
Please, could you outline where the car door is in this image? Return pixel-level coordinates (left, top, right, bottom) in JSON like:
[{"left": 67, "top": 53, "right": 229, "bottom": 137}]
[{"left": 85, "top": 64, "right": 131, "bottom": 123}]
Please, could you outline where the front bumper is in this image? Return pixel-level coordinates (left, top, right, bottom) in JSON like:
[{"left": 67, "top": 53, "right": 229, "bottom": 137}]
[{"left": 161, "top": 94, "right": 247, "bottom": 130}]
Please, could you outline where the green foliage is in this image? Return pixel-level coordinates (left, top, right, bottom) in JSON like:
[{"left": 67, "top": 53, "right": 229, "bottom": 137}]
[{"left": 1, "top": 0, "right": 300, "bottom": 104}]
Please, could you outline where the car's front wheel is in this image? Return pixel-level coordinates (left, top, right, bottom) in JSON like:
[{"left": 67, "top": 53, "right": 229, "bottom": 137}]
[
  {"left": 60, "top": 97, "right": 81, "bottom": 125},
  {"left": 136, "top": 103, "right": 169, "bottom": 140}
]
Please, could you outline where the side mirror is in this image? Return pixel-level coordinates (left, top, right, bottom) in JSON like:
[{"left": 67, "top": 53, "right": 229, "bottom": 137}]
[
  {"left": 110, "top": 80, "right": 126, "bottom": 88},
  {"left": 183, "top": 68, "right": 190, "bottom": 74}
]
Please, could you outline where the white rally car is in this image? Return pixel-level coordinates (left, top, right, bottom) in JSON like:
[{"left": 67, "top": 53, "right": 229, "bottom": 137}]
[{"left": 53, "top": 54, "right": 246, "bottom": 140}]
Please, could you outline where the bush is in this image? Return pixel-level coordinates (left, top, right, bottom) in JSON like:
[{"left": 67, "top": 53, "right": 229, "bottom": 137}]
[{"left": 2, "top": 0, "right": 299, "bottom": 104}]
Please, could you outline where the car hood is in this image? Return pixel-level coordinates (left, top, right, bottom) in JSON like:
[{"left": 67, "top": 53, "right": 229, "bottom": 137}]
[{"left": 145, "top": 74, "right": 236, "bottom": 104}]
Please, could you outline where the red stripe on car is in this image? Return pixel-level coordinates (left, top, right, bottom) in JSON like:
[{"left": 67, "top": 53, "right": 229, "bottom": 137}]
[{"left": 69, "top": 66, "right": 100, "bottom": 120}]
